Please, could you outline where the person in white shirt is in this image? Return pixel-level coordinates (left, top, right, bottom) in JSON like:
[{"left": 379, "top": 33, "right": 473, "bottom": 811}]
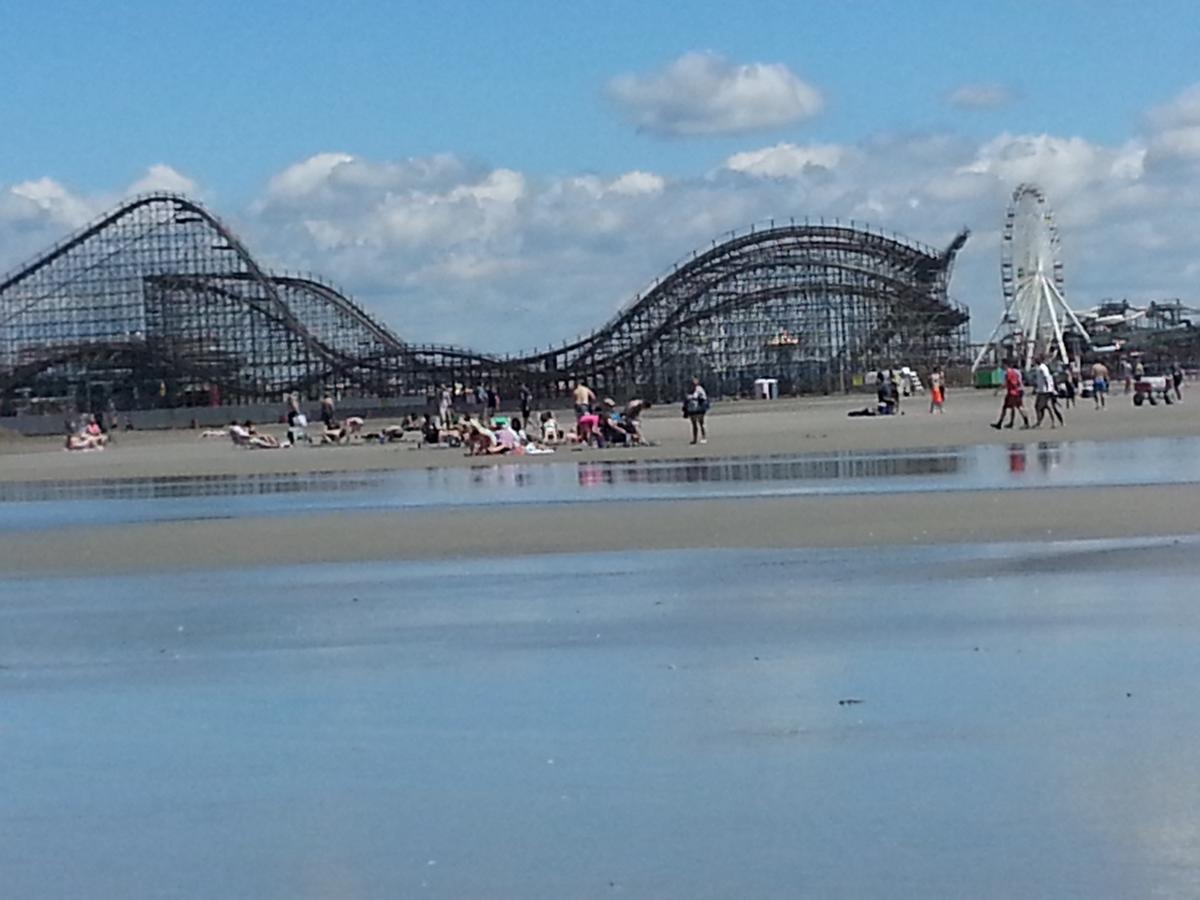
[
  {"left": 683, "top": 377, "right": 709, "bottom": 444},
  {"left": 1033, "top": 356, "right": 1064, "bottom": 429}
]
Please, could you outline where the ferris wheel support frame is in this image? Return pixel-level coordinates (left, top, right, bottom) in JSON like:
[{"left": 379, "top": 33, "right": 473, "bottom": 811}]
[{"left": 972, "top": 183, "right": 1092, "bottom": 371}]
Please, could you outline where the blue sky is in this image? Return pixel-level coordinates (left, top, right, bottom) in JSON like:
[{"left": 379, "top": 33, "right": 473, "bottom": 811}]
[{"left": 3, "top": 0, "right": 1200, "bottom": 349}]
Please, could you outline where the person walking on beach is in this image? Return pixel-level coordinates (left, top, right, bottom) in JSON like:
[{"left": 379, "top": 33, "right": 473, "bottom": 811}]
[
  {"left": 683, "top": 376, "right": 709, "bottom": 444},
  {"left": 929, "top": 367, "right": 945, "bottom": 413},
  {"left": 1091, "top": 360, "right": 1109, "bottom": 409},
  {"left": 1033, "top": 356, "right": 1064, "bottom": 429},
  {"left": 991, "top": 359, "right": 1030, "bottom": 430}
]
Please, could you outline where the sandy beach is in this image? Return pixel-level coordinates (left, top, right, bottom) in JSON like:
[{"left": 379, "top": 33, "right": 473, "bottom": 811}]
[
  {"left": 2, "top": 389, "right": 1198, "bottom": 576},
  {"left": 1, "top": 388, "right": 1196, "bottom": 484},
  {"left": 6, "top": 394, "right": 1200, "bottom": 899},
  {"left": 0, "top": 484, "right": 1196, "bottom": 577}
]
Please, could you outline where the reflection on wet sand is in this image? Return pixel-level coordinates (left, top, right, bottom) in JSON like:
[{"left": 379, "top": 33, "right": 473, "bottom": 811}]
[
  {"left": 5, "top": 541, "right": 1200, "bottom": 898},
  {"left": 1, "top": 437, "right": 1199, "bottom": 531},
  {"left": 576, "top": 450, "right": 961, "bottom": 487}
]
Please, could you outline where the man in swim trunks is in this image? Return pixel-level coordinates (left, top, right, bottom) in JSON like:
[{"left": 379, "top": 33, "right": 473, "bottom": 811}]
[
  {"left": 1091, "top": 360, "right": 1109, "bottom": 410},
  {"left": 572, "top": 381, "right": 596, "bottom": 419},
  {"left": 991, "top": 359, "right": 1030, "bottom": 430}
]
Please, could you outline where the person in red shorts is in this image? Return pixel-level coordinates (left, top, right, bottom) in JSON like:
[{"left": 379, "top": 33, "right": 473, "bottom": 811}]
[{"left": 991, "top": 359, "right": 1031, "bottom": 430}]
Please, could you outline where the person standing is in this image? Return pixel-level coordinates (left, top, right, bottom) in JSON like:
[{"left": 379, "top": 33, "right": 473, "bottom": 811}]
[
  {"left": 1172, "top": 361, "right": 1185, "bottom": 401},
  {"left": 320, "top": 395, "right": 336, "bottom": 429},
  {"left": 572, "top": 380, "right": 596, "bottom": 420},
  {"left": 1120, "top": 358, "right": 1133, "bottom": 394},
  {"left": 486, "top": 386, "right": 500, "bottom": 421},
  {"left": 991, "top": 359, "right": 1030, "bottom": 430},
  {"left": 888, "top": 369, "right": 902, "bottom": 415},
  {"left": 1091, "top": 360, "right": 1109, "bottom": 410},
  {"left": 1033, "top": 356, "right": 1063, "bottom": 429},
  {"left": 928, "top": 367, "right": 944, "bottom": 413},
  {"left": 438, "top": 384, "right": 452, "bottom": 426},
  {"left": 1061, "top": 363, "right": 1077, "bottom": 408},
  {"left": 519, "top": 383, "right": 533, "bottom": 425},
  {"left": 683, "top": 377, "right": 709, "bottom": 444}
]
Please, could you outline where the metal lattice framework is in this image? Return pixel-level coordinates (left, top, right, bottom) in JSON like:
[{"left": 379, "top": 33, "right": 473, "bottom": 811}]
[
  {"left": 0, "top": 194, "right": 971, "bottom": 408},
  {"left": 973, "top": 184, "right": 1092, "bottom": 371}
]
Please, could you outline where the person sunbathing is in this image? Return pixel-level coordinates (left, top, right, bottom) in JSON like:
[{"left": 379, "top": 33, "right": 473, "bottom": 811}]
[
  {"left": 321, "top": 425, "right": 348, "bottom": 444},
  {"left": 230, "top": 421, "right": 281, "bottom": 449},
  {"left": 461, "top": 419, "right": 504, "bottom": 455},
  {"left": 495, "top": 419, "right": 524, "bottom": 453},
  {"left": 417, "top": 415, "right": 461, "bottom": 447},
  {"left": 65, "top": 431, "right": 107, "bottom": 451}
]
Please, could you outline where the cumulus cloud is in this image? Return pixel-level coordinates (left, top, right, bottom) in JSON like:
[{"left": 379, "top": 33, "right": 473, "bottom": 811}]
[
  {"left": 956, "top": 133, "right": 1145, "bottom": 203},
  {"left": 607, "top": 52, "right": 823, "bottom": 137},
  {"left": 945, "top": 83, "right": 1015, "bottom": 110},
  {"left": 8, "top": 83, "right": 1200, "bottom": 350},
  {"left": 8, "top": 177, "right": 96, "bottom": 228},
  {"left": 1145, "top": 84, "right": 1200, "bottom": 165},
  {"left": 724, "top": 143, "right": 846, "bottom": 177},
  {"left": 127, "top": 164, "right": 198, "bottom": 197},
  {"left": 1146, "top": 83, "right": 1200, "bottom": 130}
]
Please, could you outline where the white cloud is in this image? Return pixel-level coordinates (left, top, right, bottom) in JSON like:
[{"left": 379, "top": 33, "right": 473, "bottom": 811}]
[
  {"left": 609, "top": 171, "right": 665, "bottom": 196},
  {"left": 265, "top": 152, "right": 355, "bottom": 202},
  {"left": 9, "top": 177, "right": 96, "bottom": 228},
  {"left": 725, "top": 143, "right": 845, "bottom": 177},
  {"left": 607, "top": 52, "right": 823, "bottom": 137},
  {"left": 945, "top": 83, "right": 1015, "bottom": 110},
  {"left": 8, "top": 82, "right": 1200, "bottom": 353},
  {"left": 1144, "top": 85, "right": 1200, "bottom": 164},
  {"left": 127, "top": 164, "right": 197, "bottom": 197},
  {"left": 1147, "top": 83, "right": 1200, "bottom": 130},
  {"left": 956, "top": 133, "right": 1144, "bottom": 201}
]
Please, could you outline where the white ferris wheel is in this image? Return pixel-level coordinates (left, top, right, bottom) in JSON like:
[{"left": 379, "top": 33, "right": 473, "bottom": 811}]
[{"left": 973, "top": 183, "right": 1091, "bottom": 371}]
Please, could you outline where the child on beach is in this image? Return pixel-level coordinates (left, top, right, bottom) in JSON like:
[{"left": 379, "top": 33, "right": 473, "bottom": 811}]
[{"left": 929, "top": 368, "right": 944, "bottom": 413}]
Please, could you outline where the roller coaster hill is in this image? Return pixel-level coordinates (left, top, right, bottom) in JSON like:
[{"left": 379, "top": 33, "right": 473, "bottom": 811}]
[{"left": 0, "top": 193, "right": 971, "bottom": 414}]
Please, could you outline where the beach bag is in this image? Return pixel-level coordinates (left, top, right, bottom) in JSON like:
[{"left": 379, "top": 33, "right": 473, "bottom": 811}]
[{"left": 685, "top": 396, "right": 706, "bottom": 415}]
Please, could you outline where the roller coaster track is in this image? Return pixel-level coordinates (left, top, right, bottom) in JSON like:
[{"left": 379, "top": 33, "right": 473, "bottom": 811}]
[{"left": 0, "top": 193, "right": 970, "bottom": 402}]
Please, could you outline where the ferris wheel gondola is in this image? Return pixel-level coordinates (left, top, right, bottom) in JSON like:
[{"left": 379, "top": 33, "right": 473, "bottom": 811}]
[{"left": 973, "top": 184, "right": 1092, "bottom": 371}]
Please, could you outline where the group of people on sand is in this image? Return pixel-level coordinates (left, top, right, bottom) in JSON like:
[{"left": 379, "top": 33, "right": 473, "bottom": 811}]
[
  {"left": 206, "top": 378, "right": 715, "bottom": 456},
  {"left": 63, "top": 414, "right": 109, "bottom": 451},
  {"left": 571, "top": 380, "right": 662, "bottom": 447},
  {"left": 989, "top": 354, "right": 1187, "bottom": 430},
  {"left": 408, "top": 376, "right": 709, "bottom": 455},
  {"left": 852, "top": 367, "right": 947, "bottom": 417},
  {"left": 990, "top": 356, "right": 1066, "bottom": 431}
]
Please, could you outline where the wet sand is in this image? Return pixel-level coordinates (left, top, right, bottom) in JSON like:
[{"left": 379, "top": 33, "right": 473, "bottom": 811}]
[
  {"left": 1, "top": 388, "right": 1195, "bottom": 483},
  {"left": 5, "top": 394, "right": 1200, "bottom": 898},
  {"left": 6, "top": 542, "right": 1200, "bottom": 898},
  {"left": 2, "top": 483, "right": 1198, "bottom": 577}
]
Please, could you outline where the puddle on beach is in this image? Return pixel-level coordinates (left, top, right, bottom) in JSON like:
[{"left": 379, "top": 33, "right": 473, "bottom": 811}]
[
  {"left": 0, "top": 436, "right": 1197, "bottom": 530},
  {"left": 4, "top": 540, "right": 1200, "bottom": 898}
]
